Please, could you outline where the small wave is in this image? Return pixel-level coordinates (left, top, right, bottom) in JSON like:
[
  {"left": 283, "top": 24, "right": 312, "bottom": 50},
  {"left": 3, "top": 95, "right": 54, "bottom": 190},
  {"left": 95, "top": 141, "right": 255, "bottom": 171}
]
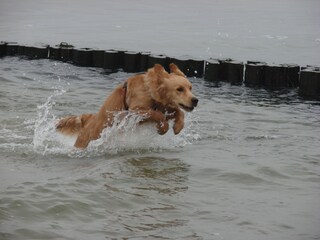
[
  {"left": 256, "top": 166, "right": 290, "bottom": 179},
  {"left": 216, "top": 172, "right": 274, "bottom": 186},
  {"left": 245, "top": 135, "right": 282, "bottom": 141},
  {"left": 0, "top": 128, "right": 29, "bottom": 141},
  {"left": 261, "top": 34, "right": 288, "bottom": 40}
]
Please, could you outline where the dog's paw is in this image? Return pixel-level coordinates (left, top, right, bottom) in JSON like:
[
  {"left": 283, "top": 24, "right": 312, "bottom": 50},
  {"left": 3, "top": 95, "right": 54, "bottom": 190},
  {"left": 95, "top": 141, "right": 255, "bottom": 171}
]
[
  {"left": 173, "top": 121, "right": 184, "bottom": 135},
  {"left": 157, "top": 120, "right": 169, "bottom": 135}
]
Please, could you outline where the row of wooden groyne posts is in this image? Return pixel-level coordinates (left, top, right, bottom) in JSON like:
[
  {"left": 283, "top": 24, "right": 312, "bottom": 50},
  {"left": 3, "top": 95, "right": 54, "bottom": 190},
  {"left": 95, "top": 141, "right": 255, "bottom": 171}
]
[{"left": 1, "top": 42, "right": 319, "bottom": 100}]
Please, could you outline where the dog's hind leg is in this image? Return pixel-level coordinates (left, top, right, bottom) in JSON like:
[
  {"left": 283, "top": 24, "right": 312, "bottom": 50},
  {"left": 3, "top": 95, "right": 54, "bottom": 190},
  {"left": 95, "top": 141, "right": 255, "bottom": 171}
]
[
  {"left": 74, "top": 129, "right": 92, "bottom": 149},
  {"left": 73, "top": 111, "right": 117, "bottom": 149},
  {"left": 56, "top": 114, "right": 95, "bottom": 136}
]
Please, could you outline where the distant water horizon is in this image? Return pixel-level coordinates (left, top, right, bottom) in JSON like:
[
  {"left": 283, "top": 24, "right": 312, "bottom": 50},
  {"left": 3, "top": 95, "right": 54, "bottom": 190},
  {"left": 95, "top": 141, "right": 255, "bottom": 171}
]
[{"left": 0, "top": 0, "right": 319, "bottom": 66}]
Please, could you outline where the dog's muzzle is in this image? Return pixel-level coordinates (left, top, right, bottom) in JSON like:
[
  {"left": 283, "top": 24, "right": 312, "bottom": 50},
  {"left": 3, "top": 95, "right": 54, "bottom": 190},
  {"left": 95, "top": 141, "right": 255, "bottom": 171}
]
[
  {"left": 191, "top": 97, "right": 198, "bottom": 107},
  {"left": 179, "top": 97, "right": 198, "bottom": 112}
]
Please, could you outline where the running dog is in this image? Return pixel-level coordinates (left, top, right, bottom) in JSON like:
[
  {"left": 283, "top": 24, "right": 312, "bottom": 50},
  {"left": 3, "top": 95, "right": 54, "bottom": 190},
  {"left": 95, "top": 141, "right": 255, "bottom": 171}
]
[{"left": 56, "top": 63, "right": 198, "bottom": 148}]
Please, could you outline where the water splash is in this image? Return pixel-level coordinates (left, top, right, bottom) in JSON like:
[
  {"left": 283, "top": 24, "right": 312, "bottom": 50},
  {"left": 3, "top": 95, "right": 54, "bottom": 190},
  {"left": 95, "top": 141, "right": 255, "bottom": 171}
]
[
  {"left": 31, "top": 91, "right": 200, "bottom": 157},
  {"left": 32, "top": 88, "right": 68, "bottom": 154},
  {"left": 70, "top": 111, "right": 201, "bottom": 158},
  {"left": 88, "top": 112, "right": 200, "bottom": 154}
]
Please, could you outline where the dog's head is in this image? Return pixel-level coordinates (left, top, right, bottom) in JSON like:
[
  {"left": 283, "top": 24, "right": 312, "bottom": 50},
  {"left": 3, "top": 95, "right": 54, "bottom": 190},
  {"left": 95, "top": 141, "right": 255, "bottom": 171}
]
[{"left": 146, "top": 63, "right": 198, "bottom": 112}]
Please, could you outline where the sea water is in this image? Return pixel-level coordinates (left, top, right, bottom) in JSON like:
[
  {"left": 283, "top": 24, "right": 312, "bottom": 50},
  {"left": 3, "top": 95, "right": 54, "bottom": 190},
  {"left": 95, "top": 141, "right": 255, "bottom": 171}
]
[{"left": 0, "top": 57, "right": 319, "bottom": 239}]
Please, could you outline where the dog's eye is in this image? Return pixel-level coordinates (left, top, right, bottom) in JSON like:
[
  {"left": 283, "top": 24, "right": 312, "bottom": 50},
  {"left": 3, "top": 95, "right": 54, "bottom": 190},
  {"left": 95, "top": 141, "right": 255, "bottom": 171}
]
[{"left": 177, "top": 87, "right": 184, "bottom": 92}]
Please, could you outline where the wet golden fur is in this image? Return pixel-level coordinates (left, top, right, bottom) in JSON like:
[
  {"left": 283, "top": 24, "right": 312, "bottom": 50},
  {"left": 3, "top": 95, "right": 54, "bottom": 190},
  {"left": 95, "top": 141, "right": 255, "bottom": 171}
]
[{"left": 56, "top": 63, "right": 198, "bottom": 148}]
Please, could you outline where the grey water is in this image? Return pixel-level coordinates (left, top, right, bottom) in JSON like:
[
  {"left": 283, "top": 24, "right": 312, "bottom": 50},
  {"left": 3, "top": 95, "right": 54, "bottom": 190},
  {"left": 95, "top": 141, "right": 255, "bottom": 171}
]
[
  {"left": 0, "top": 57, "right": 320, "bottom": 240},
  {"left": 1, "top": 0, "right": 320, "bottom": 239}
]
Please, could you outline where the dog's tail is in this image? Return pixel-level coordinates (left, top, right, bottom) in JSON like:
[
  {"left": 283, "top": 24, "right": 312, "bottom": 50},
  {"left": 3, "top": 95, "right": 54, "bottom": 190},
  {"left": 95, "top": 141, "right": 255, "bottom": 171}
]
[{"left": 56, "top": 114, "right": 94, "bottom": 136}]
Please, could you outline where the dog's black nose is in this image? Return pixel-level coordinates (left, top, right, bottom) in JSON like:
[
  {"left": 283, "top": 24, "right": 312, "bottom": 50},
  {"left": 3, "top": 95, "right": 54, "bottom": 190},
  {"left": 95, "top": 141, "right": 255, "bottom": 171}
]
[{"left": 192, "top": 97, "right": 198, "bottom": 107}]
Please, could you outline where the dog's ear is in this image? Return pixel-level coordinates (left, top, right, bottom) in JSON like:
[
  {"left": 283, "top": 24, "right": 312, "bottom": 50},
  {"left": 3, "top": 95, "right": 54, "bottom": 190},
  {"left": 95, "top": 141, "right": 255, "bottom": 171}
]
[
  {"left": 154, "top": 64, "right": 165, "bottom": 73},
  {"left": 152, "top": 64, "right": 169, "bottom": 84},
  {"left": 169, "top": 63, "right": 186, "bottom": 77},
  {"left": 145, "top": 64, "right": 169, "bottom": 102}
]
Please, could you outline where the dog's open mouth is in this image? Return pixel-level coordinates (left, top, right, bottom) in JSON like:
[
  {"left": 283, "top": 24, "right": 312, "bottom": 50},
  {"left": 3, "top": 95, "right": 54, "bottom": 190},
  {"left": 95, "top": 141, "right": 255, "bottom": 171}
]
[{"left": 179, "top": 104, "right": 194, "bottom": 112}]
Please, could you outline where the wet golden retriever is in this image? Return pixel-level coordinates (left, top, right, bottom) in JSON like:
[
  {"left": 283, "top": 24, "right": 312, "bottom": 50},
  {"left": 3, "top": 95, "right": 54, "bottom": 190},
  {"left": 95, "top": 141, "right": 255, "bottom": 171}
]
[{"left": 56, "top": 63, "right": 198, "bottom": 148}]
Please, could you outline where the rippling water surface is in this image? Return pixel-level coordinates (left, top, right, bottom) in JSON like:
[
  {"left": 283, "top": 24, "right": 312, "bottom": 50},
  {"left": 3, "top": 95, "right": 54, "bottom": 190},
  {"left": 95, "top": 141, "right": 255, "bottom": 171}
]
[{"left": 0, "top": 57, "right": 320, "bottom": 240}]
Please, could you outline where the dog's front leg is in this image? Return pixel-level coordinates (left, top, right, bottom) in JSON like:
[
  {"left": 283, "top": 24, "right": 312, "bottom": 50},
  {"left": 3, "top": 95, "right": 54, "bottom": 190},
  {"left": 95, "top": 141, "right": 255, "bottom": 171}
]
[
  {"left": 134, "top": 109, "right": 169, "bottom": 135},
  {"left": 172, "top": 109, "right": 184, "bottom": 135},
  {"left": 162, "top": 107, "right": 184, "bottom": 135}
]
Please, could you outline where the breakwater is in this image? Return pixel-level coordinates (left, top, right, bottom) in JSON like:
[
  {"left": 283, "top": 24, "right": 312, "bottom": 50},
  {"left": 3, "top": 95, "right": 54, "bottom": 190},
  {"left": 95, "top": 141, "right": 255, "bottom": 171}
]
[{"left": 1, "top": 41, "right": 319, "bottom": 100}]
